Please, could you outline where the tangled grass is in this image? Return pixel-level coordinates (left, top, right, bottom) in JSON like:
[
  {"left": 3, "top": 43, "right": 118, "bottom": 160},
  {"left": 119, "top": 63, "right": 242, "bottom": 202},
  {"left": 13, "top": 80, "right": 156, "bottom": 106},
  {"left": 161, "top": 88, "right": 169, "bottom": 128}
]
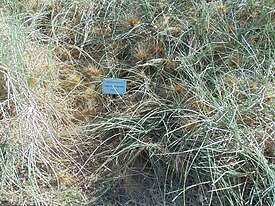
[{"left": 0, "top": 0, "right": 274, "bottom": 205}]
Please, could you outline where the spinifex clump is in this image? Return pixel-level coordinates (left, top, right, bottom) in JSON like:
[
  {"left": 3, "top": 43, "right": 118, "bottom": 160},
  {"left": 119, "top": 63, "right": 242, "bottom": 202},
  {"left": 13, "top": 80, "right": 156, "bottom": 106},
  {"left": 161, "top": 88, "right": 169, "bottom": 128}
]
[{"left": 0, "top": 0, "right": 274, "bottom": 205}]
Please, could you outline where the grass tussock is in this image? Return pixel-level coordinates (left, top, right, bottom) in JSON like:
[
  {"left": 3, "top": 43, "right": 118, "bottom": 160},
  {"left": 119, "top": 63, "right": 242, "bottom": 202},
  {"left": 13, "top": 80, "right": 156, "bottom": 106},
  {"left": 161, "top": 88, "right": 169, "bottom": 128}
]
[{"left": 0, "top": 0, "right": 274, "bottom": 205}]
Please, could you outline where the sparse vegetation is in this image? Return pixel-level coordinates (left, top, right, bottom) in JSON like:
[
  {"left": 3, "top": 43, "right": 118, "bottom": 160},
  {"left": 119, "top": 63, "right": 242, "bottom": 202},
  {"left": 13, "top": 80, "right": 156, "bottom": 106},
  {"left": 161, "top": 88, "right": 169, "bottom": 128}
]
[{"left": 0, "top": 0, "right": 274, "bottom": 205}]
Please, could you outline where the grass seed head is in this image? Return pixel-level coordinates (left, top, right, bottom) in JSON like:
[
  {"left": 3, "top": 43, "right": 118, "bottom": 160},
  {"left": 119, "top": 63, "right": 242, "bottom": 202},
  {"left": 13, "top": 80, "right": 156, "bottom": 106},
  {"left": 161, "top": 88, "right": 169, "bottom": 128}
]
[
  {"left": 166, "top": 26, "right": 182, "bottom": 37},
  {"left": 229, "top": 54, "right": 243, "bottom": 68},
  {"left": 83, "top": 65, "right": 104, "bottom": 78},
  {"left": 134, "top": 45, "right": 150, "bottom": 62},
  {"left": 157, "top": 15, "right": 171, "bottom": 29},
  {"left": 174, "top": 84, "right": 186, "bottom": 94},
  {"left": 84, "top": 88, "right": 97, "bottom": 99},
  {"left": 225, "top": 76, "right": 236, "bottom": 85},
  {"left": 217, "top": 3, "right": 228, "bottom": 15},
  {"left": 126, "top": 15, "right": 140, "bottom": 28},
  {"left": 264, "top": 83, "right": 274, "bottom": 104},
  {"left": 93, "top": 26, "right": 104, "bottom": 36},
  {"left": 67, "top": 74, "right": 81, "bottom": 85},
  {"left": 163, "top": 59, "right": 175, "bottom": 71}
]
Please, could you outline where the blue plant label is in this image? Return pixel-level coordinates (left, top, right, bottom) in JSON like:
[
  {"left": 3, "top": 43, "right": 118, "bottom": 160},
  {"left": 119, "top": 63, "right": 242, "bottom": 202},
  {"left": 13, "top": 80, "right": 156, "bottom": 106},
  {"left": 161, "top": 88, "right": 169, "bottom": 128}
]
[{"left": 102, "top": 78, "right": 127, "bottom": 95}]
